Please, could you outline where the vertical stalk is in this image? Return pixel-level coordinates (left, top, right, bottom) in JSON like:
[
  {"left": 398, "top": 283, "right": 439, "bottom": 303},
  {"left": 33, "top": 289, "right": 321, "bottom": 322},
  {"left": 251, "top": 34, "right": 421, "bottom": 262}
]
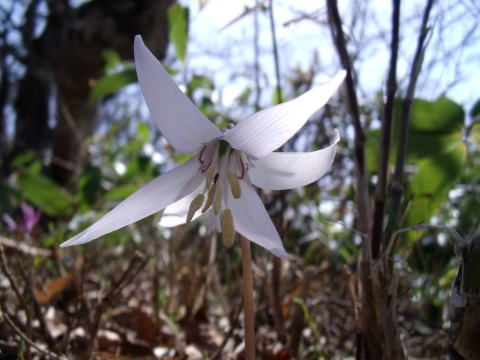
[
  {"left": 370, "top": 0, "right": 401, "bottom": 259},
  {"left": 385, "top": 0, "right": 435, "bottom": 246},
  {"left": 326, "top": 0, "right": 369, "bottom": 252},
  {"left": 253, "top": 0, "right": 261, "bottom": 111},
  {"left": 268, "top": 0, "right": 282, "bottom": 103},
  {"left": 241, "top": 236, "right": 256, "bottom": 360}
]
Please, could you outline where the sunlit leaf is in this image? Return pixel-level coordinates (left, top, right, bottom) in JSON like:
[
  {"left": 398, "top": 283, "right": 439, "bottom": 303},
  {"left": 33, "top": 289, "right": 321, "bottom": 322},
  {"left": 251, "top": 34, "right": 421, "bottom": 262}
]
[
  {"left": 366, "top": 96, "right": 465, "bottom": 171},
  {"left": 137, "top": 122, "right": 150, "bottom": 143},
  {"left": 168, "top": 4, "right": 189, "bottom": 61},
  {"left": 405, "top": 143, "right": 466, "bottom": 226},
  {"left": 18, "top": 171, "right": 74, "bottom": 216},
  {"left": 105, "top": 184, "right": 138, "bottom": 201},
  {"left": 90, "top": 68, "right": 137, "bottom": 100}
]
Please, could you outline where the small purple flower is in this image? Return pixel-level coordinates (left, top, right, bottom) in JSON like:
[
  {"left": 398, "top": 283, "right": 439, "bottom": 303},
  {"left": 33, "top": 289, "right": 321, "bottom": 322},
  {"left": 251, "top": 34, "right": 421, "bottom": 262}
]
[
  {"left": 20, "top": 203, "right": 42, "bottom": 232},
  {"left": 2, "top": 203, "right": 41, "bottom": 233},
  {"left": 2, "top": 214, "right": 18, "bottom": 232}
]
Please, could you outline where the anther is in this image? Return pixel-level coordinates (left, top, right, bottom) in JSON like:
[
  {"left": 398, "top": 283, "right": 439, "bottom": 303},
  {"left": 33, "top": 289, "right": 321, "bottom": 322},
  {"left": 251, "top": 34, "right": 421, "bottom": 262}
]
[
  {"left": 202, "top": 185, "right": 216, "bottom": 213},
  {"left": 186, "top": 194, "right": 205, "bottom": 223},
  {"left": 206, "top": 166, "right": 215, "bottom": 188},
  {"left": 213, "top": 185, "right": 222, "bottom": 214},
  {"left": 222, "top": 209, "right": 235, "bottom": 246},
  {"left": 227, "top": 172, "right": 241, "bottom": 199},
  {"left": 213, "top": 173, "right": 219, "bottom": 184}
]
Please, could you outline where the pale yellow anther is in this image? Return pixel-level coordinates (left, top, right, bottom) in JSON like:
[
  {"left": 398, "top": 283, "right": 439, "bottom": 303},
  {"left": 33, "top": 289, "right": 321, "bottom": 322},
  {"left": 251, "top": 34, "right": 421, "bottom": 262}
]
[
  {"left": 213, "top": 185, "right": 223, "bottom": 215},
  {"left": 206, "top": 166, "right": 215, "bottom": 188},
  {"left": 227, "top": 172, "right": 241, "bottom": 199},
  {"left": 222, "top": 209, "right": 235, "bottom": 246},
  {"left": 186, "top": 193, "right": 205, "bottom": 223},
  {"left": 202, "top": 185, "right": 216, "bottom": 213}
]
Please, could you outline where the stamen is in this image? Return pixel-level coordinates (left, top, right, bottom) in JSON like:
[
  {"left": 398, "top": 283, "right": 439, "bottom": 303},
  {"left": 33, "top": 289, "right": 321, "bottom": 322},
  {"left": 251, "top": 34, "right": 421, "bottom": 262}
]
[
  {"left": 227, "top": 172, "right": 241, "bottom": 199},
  {"left": 213, "top": 185, "right": 223, "bottom": 214},
  {"left": 202, "top": 185, "right": 216, "bottom": 213},
  {"left": 186, "top": 194, "right": 205, "bottom": 223},
  {"left": 222, "top": 209, "right": 235, "bottom": 246},
  {"left": 206, "top": 166, "right": 215, "bottom": 188}
]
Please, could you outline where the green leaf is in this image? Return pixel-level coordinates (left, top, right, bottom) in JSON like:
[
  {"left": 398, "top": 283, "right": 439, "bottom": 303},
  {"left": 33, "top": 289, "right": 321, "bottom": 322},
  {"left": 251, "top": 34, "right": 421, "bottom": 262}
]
[
  {"left": 168, "top": 4, "right": 189, "bottom": 61},
  {"left": 79, "top": 166, "right": 102, "bottom": 206},
  {"left": 366, "top": 97, "right": 465, "bottom": 172},
  {"left": 272, "top": 86, "right": 284, "bottom": 105},
  {"left": 91, "top": 68, "right": 137, "bottom": 100},
  {"left": 18, "top": 171, "right": 74, "bottom": 216},
  {"left": 102, "top": 50, "right": 122, "bottom": 72},
  {"left": 405, "top": 143, "right": 466, "bottom": 226},
  {"left": 406, "top": 97, "right": 464, "bottom": 134},
  {"left": 189, "top": 74, "right": 214, "bottom": 93},
  {"left": 104, "top": 184, "right": 138, "bottom": 201},
  {"left": 137, "top": 122, "right": 150, "bottom": 143}
]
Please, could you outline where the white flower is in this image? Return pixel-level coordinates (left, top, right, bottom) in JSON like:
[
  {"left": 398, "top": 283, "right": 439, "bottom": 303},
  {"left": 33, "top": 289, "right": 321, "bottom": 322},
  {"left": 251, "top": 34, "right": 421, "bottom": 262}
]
[{"left": 60, "top": 35, "right": 345, "bottom": 258}]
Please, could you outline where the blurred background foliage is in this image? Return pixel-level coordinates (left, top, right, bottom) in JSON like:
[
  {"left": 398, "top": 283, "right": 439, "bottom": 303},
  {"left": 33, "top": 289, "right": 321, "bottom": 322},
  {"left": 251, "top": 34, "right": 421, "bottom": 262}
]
[{"left": 0, "top": 0, "right": 479, "bottom": 359}]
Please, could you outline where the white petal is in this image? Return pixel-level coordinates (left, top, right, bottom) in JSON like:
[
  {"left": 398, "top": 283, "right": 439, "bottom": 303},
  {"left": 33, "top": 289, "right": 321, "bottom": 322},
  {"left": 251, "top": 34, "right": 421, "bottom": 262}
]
[
  {"left": 249, "top": 130, "right": 340, "bottom": 190},
  {"left": 159, "top": 183, "right": 204, "bottom": 227},
  {"left": 223, "top": 71, "right": 345, "bottom": 158},
  {"left": 61, "top": 157, "right": 202, "bottom": 247},
  {"left": 134, "top": 35, "right": 222, "bottom": 153},
  {"left": 228, "top": 181, "right": 290, "bottom": 258}
]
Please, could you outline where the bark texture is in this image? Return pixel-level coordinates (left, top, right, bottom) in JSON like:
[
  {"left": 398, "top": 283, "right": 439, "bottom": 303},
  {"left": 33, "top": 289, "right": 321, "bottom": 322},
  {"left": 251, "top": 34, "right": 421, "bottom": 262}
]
[{"left": 12, "top": 0, "right": 174, "bottom": 186}]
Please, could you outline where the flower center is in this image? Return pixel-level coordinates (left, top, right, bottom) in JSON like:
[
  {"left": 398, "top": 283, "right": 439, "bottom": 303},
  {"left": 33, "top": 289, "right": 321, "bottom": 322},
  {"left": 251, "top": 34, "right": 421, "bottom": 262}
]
[{"left": 186, "top": 141, "right": 251, "bottom": 245}]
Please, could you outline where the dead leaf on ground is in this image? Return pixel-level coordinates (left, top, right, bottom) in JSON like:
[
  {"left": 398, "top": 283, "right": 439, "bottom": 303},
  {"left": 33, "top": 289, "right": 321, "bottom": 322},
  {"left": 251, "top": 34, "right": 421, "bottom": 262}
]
[{"left": 35, "top": 256, "right": 84, "bottom": 303}]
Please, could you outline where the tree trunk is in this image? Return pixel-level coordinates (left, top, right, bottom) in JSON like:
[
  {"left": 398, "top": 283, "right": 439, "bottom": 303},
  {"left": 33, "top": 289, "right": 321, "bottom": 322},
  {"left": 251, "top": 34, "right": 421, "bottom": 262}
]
[{"left": 12, "top": 0, "right": 174, "bottom": 186}]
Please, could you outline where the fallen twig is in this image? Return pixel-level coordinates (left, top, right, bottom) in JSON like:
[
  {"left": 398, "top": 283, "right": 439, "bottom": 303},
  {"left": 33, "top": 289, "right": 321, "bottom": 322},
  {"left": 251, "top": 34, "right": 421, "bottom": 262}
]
[
  {"left": 0, "top": 236, "right": 53, "bottom": 257},
  {"left": 1, "top": 310, "right": 67, "bottom": 360}
]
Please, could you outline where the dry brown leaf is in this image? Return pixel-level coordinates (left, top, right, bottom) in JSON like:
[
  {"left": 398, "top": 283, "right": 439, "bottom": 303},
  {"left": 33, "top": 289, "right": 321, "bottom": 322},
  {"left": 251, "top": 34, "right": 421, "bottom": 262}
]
[
  {"left": 35, "top": 273, "right": 73, "bottom": 303},
  {"left": 34, "top": 256, "right": 84, "bottom": 303},
  {"left": 130, "top": 308, "right": 157, "bottom": 344}
]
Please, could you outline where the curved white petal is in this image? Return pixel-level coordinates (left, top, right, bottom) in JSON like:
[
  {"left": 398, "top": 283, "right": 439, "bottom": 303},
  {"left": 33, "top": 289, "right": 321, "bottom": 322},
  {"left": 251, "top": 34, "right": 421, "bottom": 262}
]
[
  {"left": 134, "top": 35, "right": 222, "bottom": 153},
  {"left": 223, "top": 71, "right": 345, "bottom": 158},
  {"left": 61, "top": 157, "right": 202, "bottom": 247},
  {"left": 228, "top": 181, "right": 290, "bottom": 258},
  {"left": 159, "top": 183, "right": 204, "bottom": 227},
  {"left": 249, "top": 130, "right": 340, "bottom": 190}
]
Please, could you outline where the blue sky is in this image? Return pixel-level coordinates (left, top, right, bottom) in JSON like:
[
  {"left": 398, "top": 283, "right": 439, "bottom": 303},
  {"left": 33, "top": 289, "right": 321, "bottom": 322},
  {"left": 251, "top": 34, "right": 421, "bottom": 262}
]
[{"left": 179, "top": 0, "right": 479, "bottom": 116}]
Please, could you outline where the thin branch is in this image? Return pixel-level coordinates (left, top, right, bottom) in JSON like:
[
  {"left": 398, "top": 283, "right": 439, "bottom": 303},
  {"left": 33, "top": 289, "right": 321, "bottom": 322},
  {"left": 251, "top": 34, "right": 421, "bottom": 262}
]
[
  {"left": 385, "top": 224, "right": 465, "bottom": 260},
  {"left": 17, "top": 260, "right": 56, "bottom": 348},
  {"left": 385, "top": 0, "right": 435, "bottom": 246},
  {"left": 0, "top": 245, "right": 28, "bottom": 311},
  {"left": 0, "top": 236, "right": 53, "bottom": 257},
  {"left": 371, "top": 0, "right": 401, "bottom": 259},
  {"left": 326, "top": 0, "right": 369, "bottom": 249},
  {"left": 211, "top": 303, "right": 242, "bottom": 359},
  {"left": 268, "top": 0, "right": 282, "bottom": 103},
  {"left": 253, "top": 0, "right": 261, "bottom": 110},
  {"left": 84, "top": 251, "right": 148, "bottom": 359},
  {"left": 1, "top": 309, "right": 67, "bottom": 360}
]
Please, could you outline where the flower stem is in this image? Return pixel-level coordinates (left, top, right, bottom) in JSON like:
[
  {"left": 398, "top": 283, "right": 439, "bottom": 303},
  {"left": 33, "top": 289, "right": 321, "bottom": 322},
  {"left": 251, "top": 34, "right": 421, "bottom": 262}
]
[{"left": 241, "top": 235, "right": 256, "bottom": 360}]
